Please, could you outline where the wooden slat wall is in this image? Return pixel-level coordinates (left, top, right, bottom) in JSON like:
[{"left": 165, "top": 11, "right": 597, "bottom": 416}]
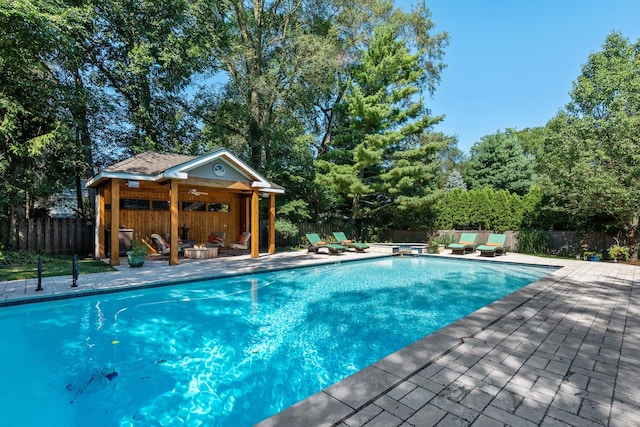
[{"left": 102, "top": 186, "right": 241, "bottom": 247}]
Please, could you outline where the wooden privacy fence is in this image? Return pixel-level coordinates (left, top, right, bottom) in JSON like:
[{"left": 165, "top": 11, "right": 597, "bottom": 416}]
[
  {"left": 259, "top": 221, "right": 335, "bottom": 249},
  {"left": 383, "top": 229, "right": 619, "bottom": 257},
  {"left": 0, "top": 218, "right": 94, "bottom": 256},
  {"left": 0, "top": 218, "right": 622, "bottom": 258}
]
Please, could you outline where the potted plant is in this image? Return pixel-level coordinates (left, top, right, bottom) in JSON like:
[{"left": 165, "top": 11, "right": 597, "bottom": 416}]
[
  {"left": 427, "top": 241, "right": 440, "bottom": 254},
  {"left": 127, "top": 237, "right": 149, "bottom": 267},
  {"left": 583, "top": 251, "right": 602, "bottom": 262},
  {"left": 608, "top": 243, "right": 630, "bottom": 263}
]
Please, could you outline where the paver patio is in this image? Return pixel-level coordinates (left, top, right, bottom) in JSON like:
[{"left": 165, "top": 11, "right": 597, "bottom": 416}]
[{"left": 1, "top": 251, "right": 638, "bottom": 426}]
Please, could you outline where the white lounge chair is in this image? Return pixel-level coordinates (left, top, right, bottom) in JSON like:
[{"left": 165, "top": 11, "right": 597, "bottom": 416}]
[
  {"left": 150, "top": 233, "right": 171, "bottom": 255},
  {"left": 229, "top": 232, "right": 251, "bottom": 250}
]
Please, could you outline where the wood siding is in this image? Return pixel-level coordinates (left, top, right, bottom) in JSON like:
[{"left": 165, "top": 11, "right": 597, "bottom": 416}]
[{"left": 101, "top": 184, "right": 243, "bottom": 250}]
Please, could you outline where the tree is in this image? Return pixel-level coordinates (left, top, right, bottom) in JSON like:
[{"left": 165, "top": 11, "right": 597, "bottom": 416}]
[
  {"left": 465, "top": 130, "right": 534, "bottom": 196},
  {"left": 315, "top": 24, "right": 448, "bottom": 235},
  {"left": 436, "top": 188, "right": 525, "bottom": 231},
  {"left": 194, "top": 0, "right": 343, "bottom": 171},
  {"left": 540, "top": 32, "right": 640, "bottom": 259},
  {"left": 444, "top": 170, "right": 467, "bottom": 191},
  {"left": 66, "top": 0, "right": 206, "bottom": 154},
  {"left": 0, "top": 1, "right": 83, "bottom": 225}
]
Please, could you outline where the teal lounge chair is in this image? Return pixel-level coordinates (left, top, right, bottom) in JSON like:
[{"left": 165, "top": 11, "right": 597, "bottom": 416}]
[
  {"left": 476, "top": 234, "right": 507, "bottom": 257},
  {"left": 447, "top": 232, "right": 477, "bottom": 255},
  {"left": 333, "top": 232, "right": 369, "bottom": 252},
  {"left": 306, "top": 233, "right": 346, "bottom": 255}
]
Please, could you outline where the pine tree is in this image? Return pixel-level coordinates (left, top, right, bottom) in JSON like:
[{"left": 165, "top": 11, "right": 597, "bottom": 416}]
[{"left": 316, "top": 25, "right": 447, "bottom": 232}]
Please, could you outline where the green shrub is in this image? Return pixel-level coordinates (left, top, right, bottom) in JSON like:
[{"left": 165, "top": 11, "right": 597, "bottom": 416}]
[
  {"left": 275, "top": 219, "right": 299, "bottom": 239},
  {"left": 608, "top": 244, "right": 630, "bottom": 261},
  {"left": 516, "top": 229, "right": 550, "bottom": 254},
  {"left": 432, "top": 232, "right": 455, "bottom": 246}
]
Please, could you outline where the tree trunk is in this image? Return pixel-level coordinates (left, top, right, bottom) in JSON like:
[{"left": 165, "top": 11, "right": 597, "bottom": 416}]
[
  {"left": 628, "top": 218, "right": 638, "bottom": 261},
  {"left": 70, "top": 68, "right": 95, "bottom": 219},
  {"left": 349, "top": 192, "right": 361, "bottom": 237}
]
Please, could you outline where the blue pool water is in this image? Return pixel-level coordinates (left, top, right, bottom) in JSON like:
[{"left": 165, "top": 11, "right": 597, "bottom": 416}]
[{"left": 0, "top": 257, "right": 553, "bottom": 426}]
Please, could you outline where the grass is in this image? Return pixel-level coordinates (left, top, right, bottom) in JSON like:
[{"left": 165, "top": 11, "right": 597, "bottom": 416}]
[{"left": 0, "top": 252, "right": 115, "bottom": 281}]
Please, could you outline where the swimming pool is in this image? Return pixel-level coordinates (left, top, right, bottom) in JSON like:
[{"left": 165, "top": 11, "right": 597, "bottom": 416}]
[{"left": 0, "top": 257, "right": 553, "bottom": 426}]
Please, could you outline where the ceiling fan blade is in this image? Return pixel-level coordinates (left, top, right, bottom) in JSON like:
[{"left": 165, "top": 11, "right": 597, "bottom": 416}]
[{"left": 186, "top": 188, "right": 208, "bottom": 196}]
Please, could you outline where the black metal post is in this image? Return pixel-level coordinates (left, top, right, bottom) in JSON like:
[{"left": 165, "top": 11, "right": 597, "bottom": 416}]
[
  {"left": 36, "top": 256, "right": 43, "bottom": 292},
  {"left": 72, "top": 255, "right": 79, "bottom": 287}
]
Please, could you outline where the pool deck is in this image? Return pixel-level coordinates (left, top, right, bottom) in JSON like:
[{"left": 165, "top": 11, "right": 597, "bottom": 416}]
[{"left": 1, "top": 250, "right": 638, "bottom": 426}]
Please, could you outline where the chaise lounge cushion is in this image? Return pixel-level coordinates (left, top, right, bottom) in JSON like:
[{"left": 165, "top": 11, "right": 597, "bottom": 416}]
[
  {"left": 476, "top": 234, "right": 507, "bottom": 257},
  {"left": 306, "top": 233, "right": 346, "bottom": 255},
  {"left": 447, "top": 233, "right": 477, "bottom": 255},
  {"left": 332, "top": 232, "right": 369, "bottom": 252}
]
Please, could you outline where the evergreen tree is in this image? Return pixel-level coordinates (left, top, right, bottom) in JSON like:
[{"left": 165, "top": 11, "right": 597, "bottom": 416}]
[
  {"left": 465, "top": 130, "right": 533, "bottom": 196},
  {"left": 315, "top": 25, "right": 447, "bottom": 234},
  {"left": 444, "top": 170, "right": 467, "bottom": 191},
  {"left": 0, "top": 1, "right": 85, "bottom": 223}
]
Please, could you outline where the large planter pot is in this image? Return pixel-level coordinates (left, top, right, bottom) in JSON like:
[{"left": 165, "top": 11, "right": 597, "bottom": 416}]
[{"left": 127, "top": 252, "right": 146, "bottom": 268}]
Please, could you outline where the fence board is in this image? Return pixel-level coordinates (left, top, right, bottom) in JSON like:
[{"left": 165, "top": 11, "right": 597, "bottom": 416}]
[{"left": 0, "top": 218, "right": 93, "bottom": 255}]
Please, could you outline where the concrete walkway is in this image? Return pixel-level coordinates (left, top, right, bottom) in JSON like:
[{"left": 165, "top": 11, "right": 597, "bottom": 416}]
[{"left": 1, "top": 251, "right": 638, "bottom": 426}]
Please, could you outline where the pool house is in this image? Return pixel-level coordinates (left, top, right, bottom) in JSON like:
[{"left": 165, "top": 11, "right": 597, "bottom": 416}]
[{"left": 85, "top": 148, "right": 284, "bottom": 266}]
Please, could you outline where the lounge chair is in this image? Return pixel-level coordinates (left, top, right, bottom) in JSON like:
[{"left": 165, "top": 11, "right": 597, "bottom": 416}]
[
  {"left": 306, "top": 233, "right": 346, "bottom": 255},
  {"left": 476, "top": 234, "right": 507, "bottom": 257},
  {"left": 447, "top": 232, "right": 477, "bottom": 255},
  {"left": 332, "top": 231, "right": 369, "bottom": 252},
  {"left": 229, "top": 232, "right": 251, "bottom": 250},
  {"left": 150, "top": 233, "right": 171, "bottom": 255},
  {"left": 205, "top": 231, "right": 226, "bottom": 248}
]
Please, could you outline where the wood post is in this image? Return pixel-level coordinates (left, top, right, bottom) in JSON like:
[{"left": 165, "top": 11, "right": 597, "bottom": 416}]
[
  {"left": 169, "top": 179, "right": 180, "bottom": 265},
  {"left": 268, "top": 193, "right": 276, "bottom": 254},
  {"left": 251, "top": 189, "right": 259, "bottom": 258},
  {"left": 110, "top": 179, "right": 120, "bottom": 266}
]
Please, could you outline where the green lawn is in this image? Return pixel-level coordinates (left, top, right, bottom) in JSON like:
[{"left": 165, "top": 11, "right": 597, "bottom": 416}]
[{"left": 0, "top": 252, "right": 115, "bottom": 281}]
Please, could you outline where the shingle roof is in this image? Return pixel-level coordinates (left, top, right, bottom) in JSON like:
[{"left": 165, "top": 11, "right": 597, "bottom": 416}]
[
  {"left": 104, "top": 152, "right": 196, "bottom": 176},
  {"left": 87, "top": 149, "right": 284, "bottom": 194}
]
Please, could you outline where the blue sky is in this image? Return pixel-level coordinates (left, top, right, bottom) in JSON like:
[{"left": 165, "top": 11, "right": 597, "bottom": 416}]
[{"left": 401, "top": 1, "right": 640, "bottom": 153}]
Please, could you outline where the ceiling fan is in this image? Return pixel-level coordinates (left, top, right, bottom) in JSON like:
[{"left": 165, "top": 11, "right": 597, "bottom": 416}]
[{"left": 185, "top": 188, "right": 208, "bottom": 196}]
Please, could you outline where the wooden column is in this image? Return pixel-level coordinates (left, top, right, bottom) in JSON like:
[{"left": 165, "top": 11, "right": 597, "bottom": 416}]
[
  {"left": 251, "top": 189, "right": 259, "bottom": 258},
  {"left": 268, "top": 193, "right": 276, "bottom": 254},
  {"left": 110, "top": 179, "right": 120, "bottom": 266},
  {"left": 96, "top": 187, "right": 105, "bottom": 259},
  {"left": 169, "top": 179, "right": 180, "bottom": 265}
]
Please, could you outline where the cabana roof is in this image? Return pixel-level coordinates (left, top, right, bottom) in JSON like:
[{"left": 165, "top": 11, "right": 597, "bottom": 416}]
[{"left": 86, "top": 148, "right": 284, "bottom": 194}]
